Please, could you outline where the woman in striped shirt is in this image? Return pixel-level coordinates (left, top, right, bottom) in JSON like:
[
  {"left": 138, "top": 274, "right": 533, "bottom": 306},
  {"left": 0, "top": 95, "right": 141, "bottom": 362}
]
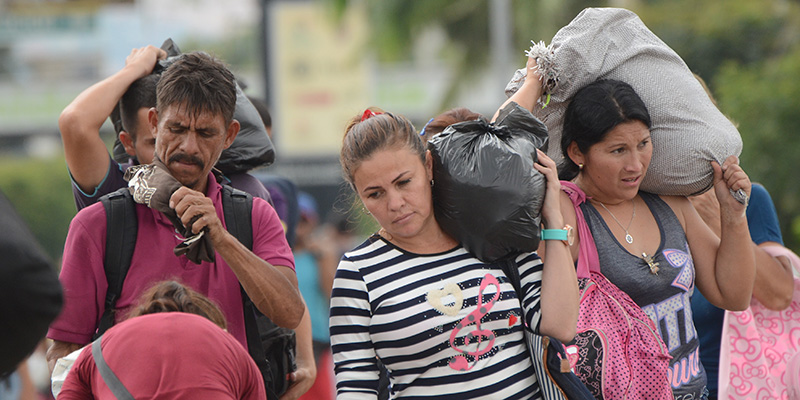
[{"left": 329, "top": 103, "right": 579, "bottom": 399}]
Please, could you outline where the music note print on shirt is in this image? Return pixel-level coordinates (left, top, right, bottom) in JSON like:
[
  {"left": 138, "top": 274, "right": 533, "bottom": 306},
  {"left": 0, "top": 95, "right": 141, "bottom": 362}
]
[{"left": 442, "top": 273, "right": 501, "bottom": 371}]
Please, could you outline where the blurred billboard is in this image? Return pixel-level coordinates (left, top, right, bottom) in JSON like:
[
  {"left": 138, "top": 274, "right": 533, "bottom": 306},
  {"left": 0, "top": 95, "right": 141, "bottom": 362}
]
[{"left": 267, "top": 1, "right": 369, "bottom": 158}]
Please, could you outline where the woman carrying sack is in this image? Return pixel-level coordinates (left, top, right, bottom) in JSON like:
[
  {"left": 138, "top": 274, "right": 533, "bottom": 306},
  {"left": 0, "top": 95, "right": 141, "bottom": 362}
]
[
  {"left": 511, "top": 56, "right": 756, "bottom": 398},
  {"left": 329, "top": 106, "right": 579, "bottom": 399},
  {"left": 555, "top": 78, "right": 754, "bottom": 399}
]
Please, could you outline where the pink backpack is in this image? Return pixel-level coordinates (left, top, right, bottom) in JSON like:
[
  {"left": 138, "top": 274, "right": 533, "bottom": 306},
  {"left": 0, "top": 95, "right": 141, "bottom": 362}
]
[
  {"left": 562, "top": 182, "right": 673, "bottom": 399},
  {"left": 718, "top": 245, "right": 800, "bottom": 400}
]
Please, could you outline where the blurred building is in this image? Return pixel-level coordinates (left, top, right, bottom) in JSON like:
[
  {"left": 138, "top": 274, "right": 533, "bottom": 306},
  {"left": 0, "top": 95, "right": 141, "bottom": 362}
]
[
  {"left": 0, "top": 0, "right": 513, "bottom": 218},
  {"left": 0, "top": 0, "right": 260, "bottom": 158}
]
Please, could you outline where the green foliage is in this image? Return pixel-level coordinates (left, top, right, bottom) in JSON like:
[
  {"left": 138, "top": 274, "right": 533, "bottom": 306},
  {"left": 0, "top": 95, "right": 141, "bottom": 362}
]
[
  {"left": 0, "top": 156, "right": 76, "bottom": 262},
  {"left": 181, "top": 28, "right": 261, "bottom": 73},
  {"left": 715, "top": 44, "right": 800, "bottom": 249},
  {"left": 346, "top": 0, "right": 604, "bottom": 109},
  {"left": 638, "top": 0, "right": 799, "bottom": 83}
]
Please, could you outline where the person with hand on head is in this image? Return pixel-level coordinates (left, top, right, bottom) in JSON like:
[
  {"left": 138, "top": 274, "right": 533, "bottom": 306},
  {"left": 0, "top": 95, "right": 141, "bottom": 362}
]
[
  {"left": 329, "top": 107, "right": 578, "bottom": 399},
  {"left": 542, "top": 77, "right": 755, "bottom": 399},
  {"left": 59, "top": 45, "right": 166, "bottom": 210},
  {"left": 56, "top": 280, "right": 266, "bottom": 400},
  {"left": 61, "top": 44, "right": 274, "bottom": 211},
  {"left": 47, "top": 52, "right": 304, "bottom": 399}
]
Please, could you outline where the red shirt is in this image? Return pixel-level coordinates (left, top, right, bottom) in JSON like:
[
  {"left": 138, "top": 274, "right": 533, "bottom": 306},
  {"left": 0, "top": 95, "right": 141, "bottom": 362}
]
[
  {"left": 58, "top": 313, "right": 266, "bottom": 399},
  {"left": 48, "top": 173, "right": 294, "bottom": 348}
]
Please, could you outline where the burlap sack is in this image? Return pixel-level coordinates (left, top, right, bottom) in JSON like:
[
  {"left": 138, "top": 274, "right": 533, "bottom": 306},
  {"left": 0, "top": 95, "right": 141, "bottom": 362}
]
[{"left": 506, "top": 7, "right": 742, "bottom": 196}]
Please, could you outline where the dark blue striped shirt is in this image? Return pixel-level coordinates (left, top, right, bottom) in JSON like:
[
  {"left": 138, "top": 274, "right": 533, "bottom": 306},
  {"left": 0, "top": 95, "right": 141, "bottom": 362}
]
[{"left": 329, "top": 236, "right": 544, "bottom": 399}]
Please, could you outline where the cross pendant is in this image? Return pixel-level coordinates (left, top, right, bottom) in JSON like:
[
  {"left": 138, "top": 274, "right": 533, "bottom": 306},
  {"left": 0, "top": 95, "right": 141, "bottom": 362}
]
[{"left": 641, "top": 252, "right": 660, "bottom": 275}]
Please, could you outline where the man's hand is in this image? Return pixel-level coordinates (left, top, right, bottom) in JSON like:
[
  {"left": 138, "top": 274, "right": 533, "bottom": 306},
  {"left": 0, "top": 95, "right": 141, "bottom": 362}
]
[
  {"left": 169, "top": 186, "right": 305, "bottom": 328},
  {"left": 280, "top": 366, "right": 316, "bottom": 400},
  {"left": 170, "top": 187, "right": 228, "bottom": 244},
  {"left": 125, "top": 45, "right": 167, "bottom": 77}
]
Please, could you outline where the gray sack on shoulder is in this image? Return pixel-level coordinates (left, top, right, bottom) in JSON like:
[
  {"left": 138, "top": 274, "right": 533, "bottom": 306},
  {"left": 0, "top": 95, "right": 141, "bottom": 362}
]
[{"left": 506, "top": 7, "right": 742, "bottom": 196}]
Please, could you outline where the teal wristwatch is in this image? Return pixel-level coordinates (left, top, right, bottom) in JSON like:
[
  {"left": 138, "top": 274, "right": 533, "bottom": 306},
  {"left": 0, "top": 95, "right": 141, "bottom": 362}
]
[{"left": 541, "top": 225, "right": 574, "bottom": 245}]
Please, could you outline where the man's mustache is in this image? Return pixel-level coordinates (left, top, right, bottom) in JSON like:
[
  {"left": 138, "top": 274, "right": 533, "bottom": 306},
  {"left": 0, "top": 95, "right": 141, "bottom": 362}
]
[{"left": 168, "top": 153, "right": 205, "bottom": 169}]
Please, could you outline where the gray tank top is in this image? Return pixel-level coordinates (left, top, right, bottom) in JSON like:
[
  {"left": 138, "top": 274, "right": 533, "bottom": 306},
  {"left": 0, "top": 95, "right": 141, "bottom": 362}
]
[{"left": 582, "top": 192, "right": 707, "bottom": 399}]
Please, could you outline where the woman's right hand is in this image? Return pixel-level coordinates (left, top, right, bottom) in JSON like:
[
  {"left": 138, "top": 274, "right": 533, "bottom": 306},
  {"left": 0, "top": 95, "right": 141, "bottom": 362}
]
[{"left": 535, "top": 149, "right": 564, "bottom": 229}]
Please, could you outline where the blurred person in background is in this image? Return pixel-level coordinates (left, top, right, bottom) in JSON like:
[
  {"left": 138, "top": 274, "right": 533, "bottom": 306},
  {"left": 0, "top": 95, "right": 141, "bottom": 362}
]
[
  {"left": 245, "top": 95, "right": 321, "bottom": 400},
  {"left": 293, "top": 192, "right": 340, "bottom": 400},
  {"left": 418, "top": 107, "right": 483, "bottom": 143},
  {"left": 689, "top": 183, "right": 795, "bottom": 399}
]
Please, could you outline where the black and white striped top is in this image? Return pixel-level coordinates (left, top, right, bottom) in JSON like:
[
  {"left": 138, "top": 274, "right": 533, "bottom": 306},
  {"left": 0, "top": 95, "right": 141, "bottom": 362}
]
[{"left": 329, "top": 235, "right": 544, "bottom": 399}]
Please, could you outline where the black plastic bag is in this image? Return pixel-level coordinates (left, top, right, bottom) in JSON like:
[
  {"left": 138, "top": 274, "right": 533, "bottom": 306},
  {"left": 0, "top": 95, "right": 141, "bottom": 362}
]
[
  {"left": 113, "top": 38, "right": 275, "bottom": 174},
  {"left": 428, "top": 102, "right": 549, "bottom": 263}
]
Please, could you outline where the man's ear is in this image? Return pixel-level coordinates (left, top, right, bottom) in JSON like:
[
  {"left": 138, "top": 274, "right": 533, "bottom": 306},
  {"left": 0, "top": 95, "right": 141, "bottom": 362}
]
[
  {"left": 119, "top": 131, "right": 136, "bottom": 156},
  {"left": 223, "top": 119, "right": 241, "bottom": 149},
  {"left": 147, "top": 108, "right": 159, "bottom": 136}
]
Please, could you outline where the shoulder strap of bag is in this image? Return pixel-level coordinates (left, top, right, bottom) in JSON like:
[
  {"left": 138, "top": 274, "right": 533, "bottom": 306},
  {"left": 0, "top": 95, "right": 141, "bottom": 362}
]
[
  {"left": 92, "top": 337, "right": 135, "bottom": 400},
  {"left": 96, "top": 188, "right": 138, "bottom": 340},
  {"left": 560, "top": 181, "right": 600, "bottom": 278},
  {"left": 498, "top": 256, "right": 595, "bottom": 400}
]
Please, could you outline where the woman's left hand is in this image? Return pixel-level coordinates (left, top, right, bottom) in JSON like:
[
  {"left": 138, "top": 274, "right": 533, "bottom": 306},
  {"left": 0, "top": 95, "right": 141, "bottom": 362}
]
[
  {"left": 534, "top": 149, "right": 564, "bottom": 228},
  {"left": 712, "top": 155, "right": 751, "bottom": 221}
]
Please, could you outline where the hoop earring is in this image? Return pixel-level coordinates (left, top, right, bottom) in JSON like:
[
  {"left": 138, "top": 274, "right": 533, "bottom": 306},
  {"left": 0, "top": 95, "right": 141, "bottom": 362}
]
[{"left": 430, "top": 179, "right": 434, "bottom": 187}]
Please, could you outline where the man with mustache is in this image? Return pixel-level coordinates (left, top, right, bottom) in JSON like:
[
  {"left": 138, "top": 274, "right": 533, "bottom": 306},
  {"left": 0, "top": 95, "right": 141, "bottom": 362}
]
[
  {"left": 59, "top": 45, "right": 273, "bottom": 211},
  {"left": 46, "top": 52, "right": 305, "bottom": 398}
]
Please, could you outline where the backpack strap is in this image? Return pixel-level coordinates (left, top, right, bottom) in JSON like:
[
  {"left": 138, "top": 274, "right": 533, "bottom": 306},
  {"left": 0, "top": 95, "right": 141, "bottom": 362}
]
[
  {"left": 92, "top": 337, "right": 135, "bottom": 400},
  {"left": 95, "top": 188, "right": 138, "bottom": 340},
  {"left": 222, "top": 185, "right": 253, "bottom": 248},
  {"left": 221, "top": 185, "right": 278, "bottom": 398}
]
